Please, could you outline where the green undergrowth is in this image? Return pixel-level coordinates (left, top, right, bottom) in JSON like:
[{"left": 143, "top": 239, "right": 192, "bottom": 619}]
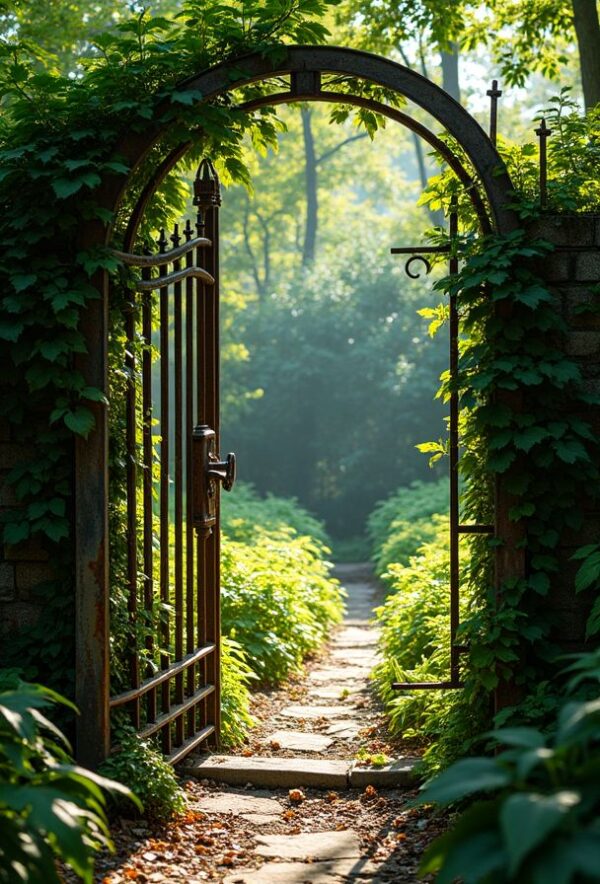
[
  {"left": 220, "top": 484, "right": 344, "bottom": 741},
  {"left": 370, "top": 492, "right": 485, "bottom": 772},
  {"left": 367, "top": 478, "right": 449, "bottom": 574}
]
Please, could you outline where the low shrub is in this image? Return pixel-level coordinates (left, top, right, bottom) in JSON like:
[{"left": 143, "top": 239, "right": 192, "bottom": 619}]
[
  {"left": 221, "top": 482, "right": 330, "bottom": 547},
  {"left": 372, "top": 517, "right": 485, "bottom": 769},
  {"left": 99, "top": 733, "right": 185, "bottom": 824},
  {"left": 221, "top": 526, "right": 344, "bottom": 683},
  {"left": 220, "top": 635, "right": 256, "bottom": 746},
  {"left": 0, "top": 677, "right": 138, "bottom": 883},
  {"left": 417, "top": 651, "right": 600, "bottom": 883},
  {"left": 367, "top": 479, "right": 449, "bottom": 575}
]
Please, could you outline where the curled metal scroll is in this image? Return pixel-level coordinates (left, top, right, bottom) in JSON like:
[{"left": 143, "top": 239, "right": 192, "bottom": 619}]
[
  {"left": 110, "top": 236, "right": 210, "bottom": 267},
  {"left": 405, "top": 255, "right": 432, "bottom": 279},
  {"left": 135, "top": 266, "right": 214, "bottom": 291}
]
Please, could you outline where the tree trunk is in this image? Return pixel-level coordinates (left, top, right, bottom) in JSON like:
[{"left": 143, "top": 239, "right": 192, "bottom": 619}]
[
  {"left": 301, "top": 105, "right": 318, "bottom": 266},
  {"left": 440, "top": 44, "right": 461, "bottom": 103},
  {"left": 572, "top": 0, "right": 600, "bottom": 110}
]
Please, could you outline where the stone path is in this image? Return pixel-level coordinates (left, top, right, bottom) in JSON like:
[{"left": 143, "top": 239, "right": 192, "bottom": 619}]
[{"left": 185, "top": 564, "right": 424, "bottom": 883}]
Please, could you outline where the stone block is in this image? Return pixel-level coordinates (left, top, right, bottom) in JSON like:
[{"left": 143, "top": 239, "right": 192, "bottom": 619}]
[
  {"left": 530, "top": 254, "right": 571, "bottom": 282},
  {"left": 562, "top": 285, "right": 600, "bottom": 327},
  {"left": 4, "top": 539, "right": 50, "bottom": 562},
  {"left": 223, "top": 859, "right": 380, "bottom": 884},
  {"left": 529, "top": 215, "right": 596, "bottom": 248},
  {"left": 565, "top": 330, "right": 600, "bottom": 358},
  {"left": 348, "top": 758, "right": 419, "bottom": 789},
  {"left": 0, "top": 444, "right": 34, "bottom": 470},
  {"left": 0, "top": 476, "right": 18, "bottom": 508},
  {"left": 0, "top": 563, "right": 15, "bottom": 602},
  {"left": 0, "top": 601, "right": 40, "bottom": 639},
  {"left": 254, "top": 830, "right": 361, "bottom": 861},
  {"left": 576, "top": 252, "right": 600, "bottom": 282},
  {"left": 16, "top": 562, "right": 54, "bottom": 595},
  {"left": 266, "top": 730, "right": 333, "bottom": 752},
  {"left": 187, "top": 755, "right": 350, "bottom": 789},
  {"left": 194, "top": 792, "right": 281, "bottom": 817}
]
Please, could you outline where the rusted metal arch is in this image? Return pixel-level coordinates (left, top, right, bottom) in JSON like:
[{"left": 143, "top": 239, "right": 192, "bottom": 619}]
[
  {"left": 75, "top": 44, "right": 519, "bottom": 768},
  {"left": 122, "top": 90, "right": 492, "bottom": 252},
  {"left": 98, "top": 45, "right": 517, "bottom": 247}
]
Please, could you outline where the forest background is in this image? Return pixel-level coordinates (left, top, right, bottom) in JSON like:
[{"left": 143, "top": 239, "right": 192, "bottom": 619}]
[{"left": 2, "top": 0, "right": 593, "bottom": 549}]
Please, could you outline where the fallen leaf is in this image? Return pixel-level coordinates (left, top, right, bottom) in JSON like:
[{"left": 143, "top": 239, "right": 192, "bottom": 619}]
[
  {"left": 288, "top": 788, "right": 305, "bottom": 804},
  {"left": 364, "top": 785, "right": 378, "bottom": 799}
]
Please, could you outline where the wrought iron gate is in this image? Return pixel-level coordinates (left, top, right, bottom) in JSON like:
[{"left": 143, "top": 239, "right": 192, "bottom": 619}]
[
  {"left": 106, "top": 159, "right": 234, "bottom": 763},
  {"left": 390, "top": 205, "right": 494, "bottom": 691}
]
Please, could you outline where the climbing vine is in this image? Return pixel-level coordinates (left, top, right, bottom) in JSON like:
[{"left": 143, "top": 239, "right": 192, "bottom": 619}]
[
  {"left": 420, "top": 92, "right": 600, "bottom": 761},
  {"left": 0, "top": 1, "right": 342, "bottom": 691}
]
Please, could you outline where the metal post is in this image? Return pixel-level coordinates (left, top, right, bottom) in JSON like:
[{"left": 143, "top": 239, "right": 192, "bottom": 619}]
[
  {"left": 535, "top": 118, "right": 552, "bottom": 209},
  {"left": 486, "top": 80, "right": 502, "bottom": 146},
  {"left": 448, "top": 199, "right": 460, "bottom": 686},
  {"left": 75, "top": 241, "right": 110, "bottom": 768}
]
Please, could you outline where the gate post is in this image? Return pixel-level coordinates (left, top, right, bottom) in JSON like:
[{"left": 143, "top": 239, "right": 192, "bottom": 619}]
[{"left": 75, "top": 257, "right": 110, "bottom": 768}]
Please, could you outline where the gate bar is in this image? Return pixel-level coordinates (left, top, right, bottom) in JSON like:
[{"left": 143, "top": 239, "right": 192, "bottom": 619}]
[{"left": 391, "top": 200, "right": 467, "bottom": 692}]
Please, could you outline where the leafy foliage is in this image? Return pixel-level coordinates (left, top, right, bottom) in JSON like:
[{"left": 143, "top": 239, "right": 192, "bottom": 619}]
[
  {"left": 220, "top": 635, "right": 257, "bottom": 747},
  {"left": 367, "top": 478, "right": 449, "bottom": 574},
  {"left": 221, "top": 500, "right": 344, "bottom": 682},
  {"left": 418, "top": 656, "right": 600, "bottom": 883},
  {"left": 371, "top": 499, "right": 486, "bottom": 771},
  {"left": 0, "top": 0, "right": 340, "bottom": 689},
  {"left": 0, "top": 678, "right": 138, "bottom": 883},
  {"left": 221, "top": 482, "right": 330, "bottom": 547},
  {"left": 99, "top": 733, "right": 185, "bottom": 824}
]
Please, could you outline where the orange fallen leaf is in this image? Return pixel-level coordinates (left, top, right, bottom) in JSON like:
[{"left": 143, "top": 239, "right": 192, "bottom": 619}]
[
  {"left": 283, "top": 809, "right": 296, "bottom": 820},
  {"left": 288, "top": 788, "right": 305, "bottom": 804},
  {"left": 364, "top": 784, "right": 378, "bottom": 799}
]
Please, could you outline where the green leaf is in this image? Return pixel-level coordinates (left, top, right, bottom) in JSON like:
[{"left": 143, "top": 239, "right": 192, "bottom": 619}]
[
  {"left": 418, "top": 758, "right": 510, "bottom": 806},
  {"left": 487, "top": 727, "right": 546, "bottom": 749},
  {"left": 52, "top": 178, "right": 85, "bottom": 199},
  {"left": 500, "top": 792, "right": 579, "bottom": 876},
  {"left": 3, "top": 521, "right": 30, "bottom": 544},
  {"left": 170, "top": 88, "right": 204, "bottom": 105},
  {"left": 554, "top": 438, "right": 589, "bottom": 464},
  {"left": 12, "top": 273, "right": 37, "bottom": 292},
  {"left": 0, "top": 319, "right": 24, "bottom": 341},
  {"left": 575, "top": 551, "right": 600, "bottom": 592},
  {"left": 514, "top": 427, "right": 547, "bottom": 452},
  {"left": 487, "top": 449, "right": 516, "bottom": 473},
  {"left": 64, "top": 408, "right": 95, "bottom": 437},
  {"left": 529, "top": 572, "right": 550, "bottom": 595}
]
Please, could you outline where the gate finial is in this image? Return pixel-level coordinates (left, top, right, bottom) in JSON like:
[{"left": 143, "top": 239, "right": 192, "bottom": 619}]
[
  {"left": 486, "top": 80, "right": 502, "bottom": 146},
  {"left": 194, "top": 158, "right": 221, "bottom": 209}
]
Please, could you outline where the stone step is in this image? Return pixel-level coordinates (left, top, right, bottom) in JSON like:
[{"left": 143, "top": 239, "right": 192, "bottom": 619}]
[
  {"left": 187, "top": 754, "right": 419, "bottom": 790},
  {"left": 278, "top": 703, "right": 359, "bottom": 720}
]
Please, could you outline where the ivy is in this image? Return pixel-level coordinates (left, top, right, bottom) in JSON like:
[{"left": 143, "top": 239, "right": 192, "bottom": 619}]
[
  {"left": 420, "top": 108, "right": 600, "bottom": 741},
  {"left": 0, "top": 0, "right": 340, "bottom": 694}
]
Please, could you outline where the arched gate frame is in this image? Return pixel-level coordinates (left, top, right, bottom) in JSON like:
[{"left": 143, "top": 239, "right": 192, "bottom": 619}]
[{"left": 75, "top": 46, "right": 522, "bottom": 767}]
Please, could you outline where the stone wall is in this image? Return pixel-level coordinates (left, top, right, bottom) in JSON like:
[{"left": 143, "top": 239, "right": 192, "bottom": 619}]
[
  {"left": 530, "top": 213, "right": 600, "bottom": 648},
  {"left": 0, "top": 421, "right": 53, "bottom": 647}
]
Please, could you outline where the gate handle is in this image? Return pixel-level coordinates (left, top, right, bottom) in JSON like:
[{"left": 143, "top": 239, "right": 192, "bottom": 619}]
[{"left": 208, "top": 452, "right": 236, "bottom": 492}]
